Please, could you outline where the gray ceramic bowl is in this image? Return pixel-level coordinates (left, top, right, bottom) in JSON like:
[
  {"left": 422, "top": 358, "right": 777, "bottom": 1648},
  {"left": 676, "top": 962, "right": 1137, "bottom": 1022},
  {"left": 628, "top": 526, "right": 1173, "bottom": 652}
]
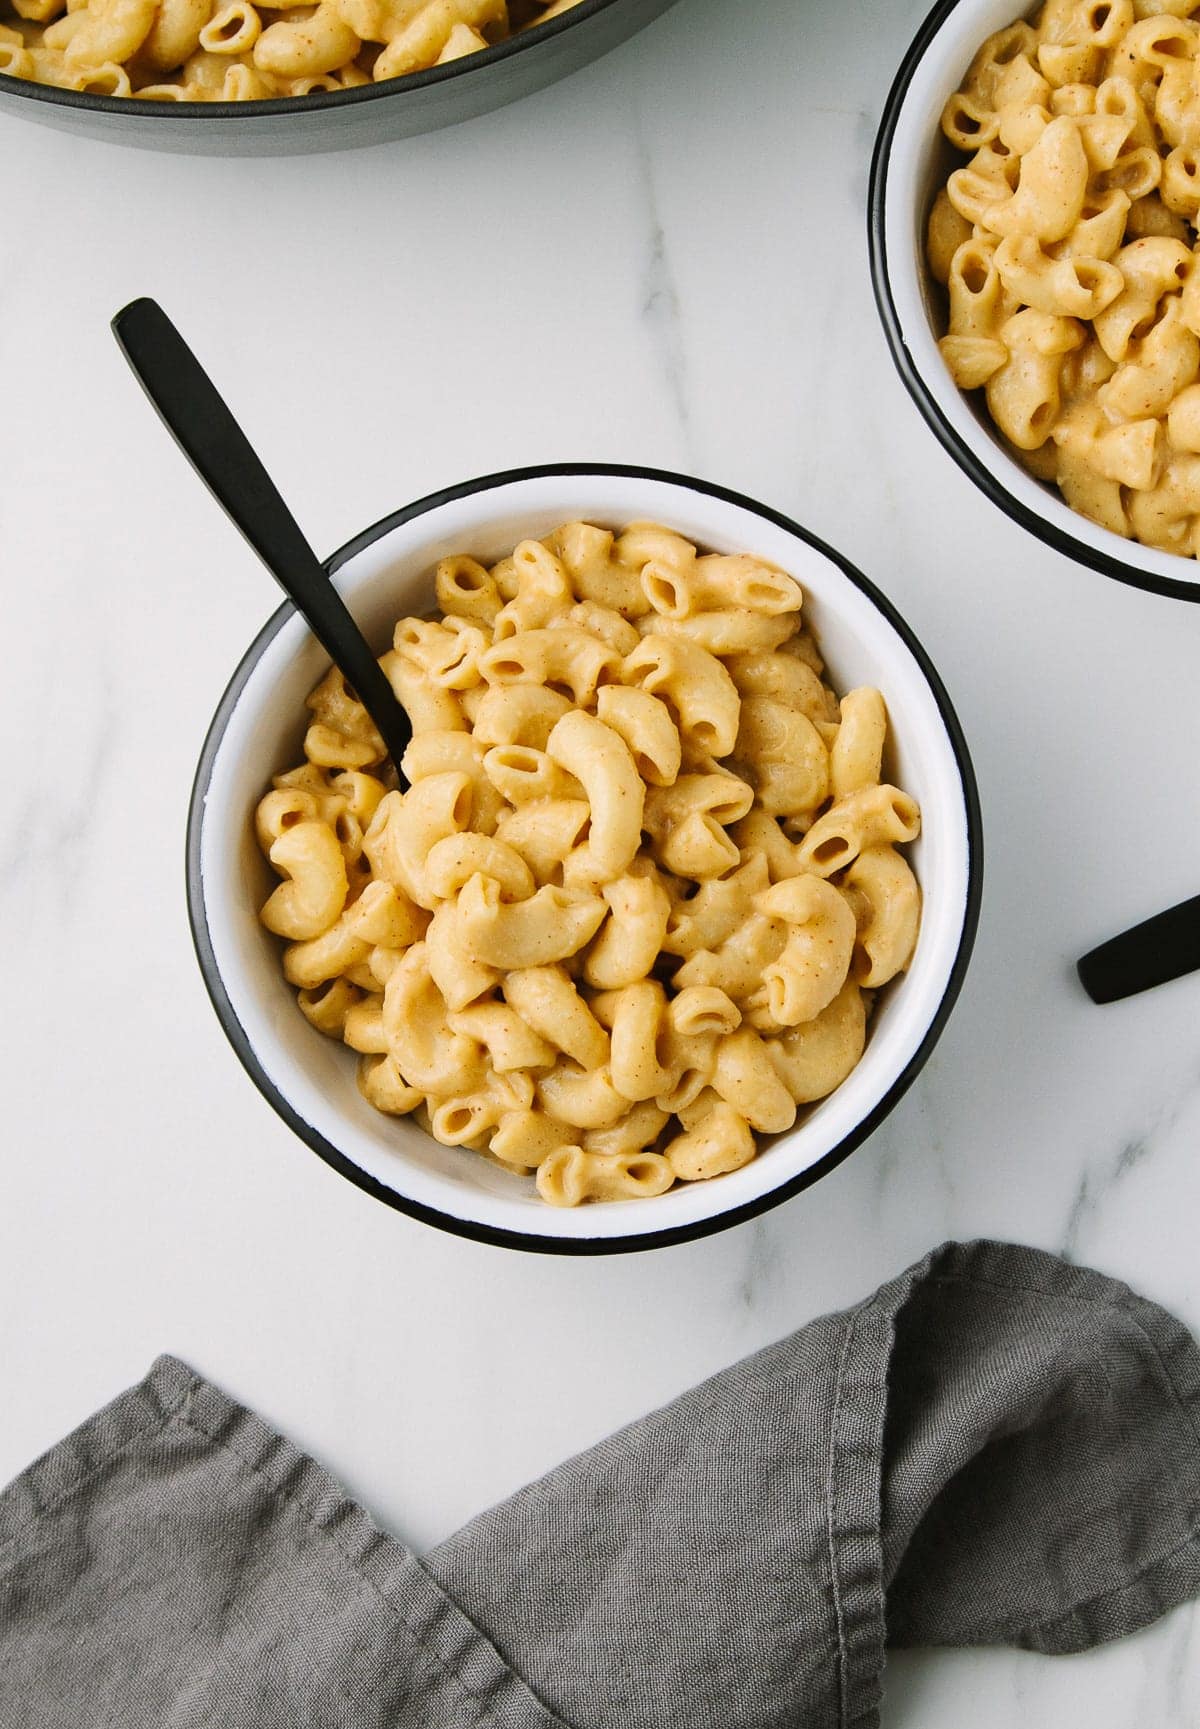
[{"left": 0, "top": 0, "right": 680, "bottom": 154}]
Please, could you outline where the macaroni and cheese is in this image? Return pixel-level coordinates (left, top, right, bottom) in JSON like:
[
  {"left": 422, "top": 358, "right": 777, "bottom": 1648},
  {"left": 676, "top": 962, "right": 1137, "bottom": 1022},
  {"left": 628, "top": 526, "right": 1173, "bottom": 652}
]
[
  {"left": 929, "top": 2, "right": 1200, "bottom": 558},
  {"left": 0, "top": 0, "right": 581, "bottom": 102},
  {"left": 255, "top": 521, "right": 923, "bottom": 1206}
]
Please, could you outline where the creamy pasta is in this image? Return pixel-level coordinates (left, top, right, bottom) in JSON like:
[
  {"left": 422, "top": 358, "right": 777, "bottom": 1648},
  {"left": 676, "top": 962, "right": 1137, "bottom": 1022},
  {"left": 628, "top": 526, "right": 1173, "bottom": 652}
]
[
  {"left": 254, "top": 521, "right": 923, "bottom": 1206},
  {"left": 0, "top": 0, "right": 582, "bottom": 103},
  {"left": 929, "top": 2, "right": 1200, "bottom": 558}
]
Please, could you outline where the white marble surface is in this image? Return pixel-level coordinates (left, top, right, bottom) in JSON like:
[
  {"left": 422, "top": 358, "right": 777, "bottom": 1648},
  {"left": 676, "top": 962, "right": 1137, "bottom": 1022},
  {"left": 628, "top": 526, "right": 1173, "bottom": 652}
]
[{"left": 3, "top": 0, "right": 1200, "bottom": 1720}]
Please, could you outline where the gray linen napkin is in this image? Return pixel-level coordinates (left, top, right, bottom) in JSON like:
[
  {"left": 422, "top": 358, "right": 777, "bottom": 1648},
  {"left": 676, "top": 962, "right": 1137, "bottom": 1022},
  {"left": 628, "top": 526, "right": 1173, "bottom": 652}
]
[{"left": 3, "top": 1239, "right": 1199, "bottom": 1729}]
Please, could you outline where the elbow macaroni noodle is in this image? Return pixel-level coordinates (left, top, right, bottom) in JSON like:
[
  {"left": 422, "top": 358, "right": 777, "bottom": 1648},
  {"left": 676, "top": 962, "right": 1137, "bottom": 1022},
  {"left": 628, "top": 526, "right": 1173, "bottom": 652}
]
[
  {"left": 0, "top": 0, "right": 582, "bottom": 101},
  {"left": 256, "top": 521, "right": 923, "bottom": 1207},
  {"left": 929, "top": 1, "right": 1200, "bottom": 558}
]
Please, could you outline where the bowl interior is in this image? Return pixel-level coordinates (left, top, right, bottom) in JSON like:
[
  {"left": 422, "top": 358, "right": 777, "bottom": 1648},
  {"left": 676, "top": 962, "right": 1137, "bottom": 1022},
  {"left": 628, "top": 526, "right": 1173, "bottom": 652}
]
[
  {"left": 879, "top": 0, "right": 1200, "bottom": 596},
  {"left": 195, "top": 470, "right": 974, "bottom": 1244}
]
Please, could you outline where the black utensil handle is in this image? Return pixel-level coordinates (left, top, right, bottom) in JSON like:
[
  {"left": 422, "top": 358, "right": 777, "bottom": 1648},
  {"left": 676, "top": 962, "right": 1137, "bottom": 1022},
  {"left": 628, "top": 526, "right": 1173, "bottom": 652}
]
[
  {"left": 111, "top": 296, "right": 411, "bottom": 771},
  {"left": 1077, "top": 893, "right": 1200, "bottom": 1004}
]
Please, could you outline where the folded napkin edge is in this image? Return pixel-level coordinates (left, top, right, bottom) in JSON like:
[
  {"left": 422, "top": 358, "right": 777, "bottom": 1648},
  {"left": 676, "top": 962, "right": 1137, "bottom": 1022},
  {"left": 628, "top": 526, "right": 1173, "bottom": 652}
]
[
  {"left": 882, "top": 1240, "right": 1200, "bottom": 1658},
  {"left": 0, "top": 1354, "right": 572, "bottom": 1729},
  {"left": 0, "top": 1354, "right": 199, "bottom": 1560}
]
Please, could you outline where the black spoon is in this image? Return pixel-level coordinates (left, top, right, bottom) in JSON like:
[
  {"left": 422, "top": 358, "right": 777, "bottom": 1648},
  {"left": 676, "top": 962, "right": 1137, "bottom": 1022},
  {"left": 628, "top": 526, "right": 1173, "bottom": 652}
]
[
  {"left": 111, "top": 296, "right": 412, "bottom": 778},
  {"left": 1077, "top": 894, "right": 1200, "bottom": 1004}
]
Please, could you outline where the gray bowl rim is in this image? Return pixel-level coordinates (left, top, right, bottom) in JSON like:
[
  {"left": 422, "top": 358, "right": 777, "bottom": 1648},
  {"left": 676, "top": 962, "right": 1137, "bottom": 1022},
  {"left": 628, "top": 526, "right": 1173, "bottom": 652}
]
[
  {"left": 0, "top": 0, "right": 623, "bottom": 122},
  {"left": 186, "top": 460, "right": 984, "bottom": 1255}
]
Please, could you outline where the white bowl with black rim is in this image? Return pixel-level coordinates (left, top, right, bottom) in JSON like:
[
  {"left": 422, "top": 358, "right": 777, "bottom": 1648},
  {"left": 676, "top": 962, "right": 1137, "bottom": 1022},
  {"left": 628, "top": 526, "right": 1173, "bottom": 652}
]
[
  {"left": 188, "top": 463, "right": 982, "bottom": 1253},
  {"left": 870, "top": 0, "right": 1200, "bottom": 605}
]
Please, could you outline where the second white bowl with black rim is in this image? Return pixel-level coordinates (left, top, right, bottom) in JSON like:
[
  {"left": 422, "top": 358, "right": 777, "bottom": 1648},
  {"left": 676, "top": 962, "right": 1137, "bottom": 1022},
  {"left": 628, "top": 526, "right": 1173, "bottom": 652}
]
[{"left": 870, "top": 0, "right": 1200, "bottom": 605}]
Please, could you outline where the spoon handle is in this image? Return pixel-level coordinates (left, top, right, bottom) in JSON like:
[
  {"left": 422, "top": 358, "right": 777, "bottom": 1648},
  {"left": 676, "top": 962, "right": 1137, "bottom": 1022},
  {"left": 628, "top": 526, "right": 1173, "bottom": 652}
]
[
  {"left": 111, "top": 296, "right": 411, "bottom": 772},
  {"left": 1077, "top": 893, "right": 1200, "bottom": 1004}
]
